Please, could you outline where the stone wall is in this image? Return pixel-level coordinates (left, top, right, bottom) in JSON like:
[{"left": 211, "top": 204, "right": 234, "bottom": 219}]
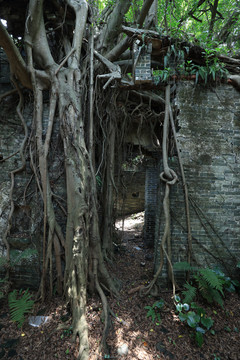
[
  {"left": 0, "top": 49, "right": 65, "bottom": 287},
  {"left": 115, "top": 170, "right": 145, "bottom": 216},
  {"left": 155, "top": 82, "right": 240, "bottom": 282}
]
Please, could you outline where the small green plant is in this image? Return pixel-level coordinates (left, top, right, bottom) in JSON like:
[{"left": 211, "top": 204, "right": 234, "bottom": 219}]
[
  {"left": 168, "top": 336, "right": 176, "bottom": 346},
  {"left": 175, "top": 295, "right": 214, "bottom": 347},
  {"left": 60, "top": 326, "right": 73, "bottom": 339},
  {"left": 144, "top": 299, "right": 165, "bottom": 323},
  {"left": 153, "top": 68, "right": 171, "bottom": 84},
  {"left": 224, "top": 326, "right": 231, "bottom": 332},
  {"left": 213, "top": 268, "right": 240, "bottom": 293},
  {"left": 183, "top": 49, "right": 228, "bottom": 84},
  {"left": 8, "top": 288, "right": 34, "bottom": 328},
  {"left": 173, "top": 262, "right": 236, "bottom": 307}
]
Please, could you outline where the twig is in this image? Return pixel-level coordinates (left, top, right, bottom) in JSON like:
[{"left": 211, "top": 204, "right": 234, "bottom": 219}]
[
  {"left": 55, "top": 48, "right": 76, "bottom": 75},
  {"left": 0, "top": 150, "right": 20, "bottom": 163}
]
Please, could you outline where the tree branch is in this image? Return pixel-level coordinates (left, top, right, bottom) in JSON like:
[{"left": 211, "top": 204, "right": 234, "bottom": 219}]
[
  {"left": 0, "top": 22, "right": 32, "bottom": 89},
  {"left": 179, "top": 0, "right": 207, "bottom": 25},
  {"left": 137, "top": 0, "right": 155, "bottom": 27},
  {"left": 98, "top": 0, "right": 131, "bottom": 52},
  {"left": 216, "top": 9, "right": 240, "bottom": 43},
  {"left": 66, "top": 0, "right": 88, "bottom": 65},
  {"left": 209, "top": 0, "right": 219, "bottom": 38}
]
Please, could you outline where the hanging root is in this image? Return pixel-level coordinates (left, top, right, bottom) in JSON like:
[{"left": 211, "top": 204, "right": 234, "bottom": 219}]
[
  {"left": 2, "top": 78, "right": 28, "bottom": 277},
  {"left": 140, "top": 178, "right": 177, "bottom": 297},
  {"left": 141, "top": 84, "right": 178, "bottom": 297},
  {"left": 168, "top": 105, "right": 192, "bottom": 279},
  {"left": 93, "top": 259, "right": 111, "bottom": 356}
]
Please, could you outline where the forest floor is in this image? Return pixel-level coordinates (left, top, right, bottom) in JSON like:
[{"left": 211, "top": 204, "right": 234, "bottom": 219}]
[{"left": 0, "top": 212, "right": 240, "bottom": 360}]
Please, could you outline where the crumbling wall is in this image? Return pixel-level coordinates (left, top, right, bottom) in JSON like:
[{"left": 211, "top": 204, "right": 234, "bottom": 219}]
[{"left": 155, "top": 82, "right": 240, "bottom": 282}]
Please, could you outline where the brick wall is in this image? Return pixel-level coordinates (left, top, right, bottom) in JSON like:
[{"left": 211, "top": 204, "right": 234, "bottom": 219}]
[
  {"left": 143, "top": 156, "right": 160, "bottom": 247},
  {"left": 115, "top": 170, "right": 145, "bottom": 216},
  {"left": 155, "top": 82, "right": 240, "bottom": 282},
  {"left": 0, "top": 49, "right": 65, "bottom": 287},
  {"left": 133, "top": 41, "right": 152, "bottom": 84}
]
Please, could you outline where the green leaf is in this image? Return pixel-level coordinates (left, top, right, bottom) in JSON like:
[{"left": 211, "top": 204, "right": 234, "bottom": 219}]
[
  {"left": 153, "top": 299, "right": 164, "bottom": 309},
  {"left": 201, "top": 317, "right": 214, "bottom": 330},
  {"left": 195, "top": 332, "right": 204, "bottom": 347},
  {"left": 145, "top": 306, "right": 156, "bottom": 322},
  {"left": 174, "top": 295, "right": 181, "bottom": 303},
  {"left": 187, "top": 312, "right": 200, "bottom": 327},
  {"left": 196, "top": 326, "right": 205, "bottom": 334},
  {"left": 199, "top": 268, "right": 224, "bottom": 294},
  {"left": 224, "top": 326, "right": 231, "bottom": 332},
  {"left": 187, "top": 317, "right": 196, "bottom": 328},
  {"left": 176, "top": 303, "right": 182, "bottom": 312},
  {"left": 182, "top": 303, "right": 190, "bottom": 311},
  {"left": 179, "top": 312, "right": 187, "bottom": 322},
  {"left": 183, "top": 282, "right": 197, "bottom": 304}
]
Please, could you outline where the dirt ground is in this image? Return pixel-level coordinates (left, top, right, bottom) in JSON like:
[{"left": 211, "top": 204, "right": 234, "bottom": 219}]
[{"left": 0, "top": 212, "right": 239, "bottom": 359}]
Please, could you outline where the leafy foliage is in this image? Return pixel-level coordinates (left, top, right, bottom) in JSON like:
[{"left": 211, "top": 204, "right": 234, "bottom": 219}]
[
  {"left": 173, "top": 262, "right": 239, "bottom": 307},
  {"left": 175, "top": 296, "right": 214, "bottom": 347},
  {"left": 8, "top": 289, "right": 34, "bottom": 328},
  {"left": 182, "top": 282, "right": 197, "bottom": 304},
  {"left": 145, "top": 299, "right": 165, "bottom": 323}
]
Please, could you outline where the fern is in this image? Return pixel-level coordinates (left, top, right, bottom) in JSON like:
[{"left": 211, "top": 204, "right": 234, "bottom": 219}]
[
  {"left": 198, "top": 269, "right": 224, "bottom": 295},
  {"left": 196, "top": 275, "right": 214, "bottom": 304},
  {"left": 209, "top": 289, "right": 224, "bottom": 308},
  {"left": 182, "top": 282, "right": 197, "bottom": 304},
  {"left": 195, "top": 274, "right": 224, "bottom": 307},
  {"left": 8, "top": 289, "right": 34, "bottom": 328}
]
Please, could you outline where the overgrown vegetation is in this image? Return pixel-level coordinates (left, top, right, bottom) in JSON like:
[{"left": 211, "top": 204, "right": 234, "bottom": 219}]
[
  {"left": 0, "top": 0, "right": 240, "bottom": 358},
  {"left": 173, "top": 262, "right": 240, "bottom": 307}
]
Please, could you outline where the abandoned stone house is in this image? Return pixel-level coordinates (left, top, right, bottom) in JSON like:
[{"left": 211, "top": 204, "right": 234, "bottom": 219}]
[{"left": 0, "top": 47, "right": 240, "bottom": 287}]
